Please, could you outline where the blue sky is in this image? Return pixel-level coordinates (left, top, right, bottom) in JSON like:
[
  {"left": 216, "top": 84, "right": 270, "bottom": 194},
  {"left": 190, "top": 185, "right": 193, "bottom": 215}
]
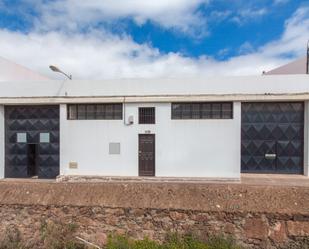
[{"left": 0, "top": 0, "right": 308, "bottom": 79}]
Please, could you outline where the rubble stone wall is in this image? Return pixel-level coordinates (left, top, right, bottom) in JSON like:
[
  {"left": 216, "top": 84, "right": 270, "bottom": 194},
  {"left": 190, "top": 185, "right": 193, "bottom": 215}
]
[
  {"left": 0, "top": 181, "right": 307, "bottom": 248},
  {"left": 0, "top": 205, "right": 308, "bottom": 248}
]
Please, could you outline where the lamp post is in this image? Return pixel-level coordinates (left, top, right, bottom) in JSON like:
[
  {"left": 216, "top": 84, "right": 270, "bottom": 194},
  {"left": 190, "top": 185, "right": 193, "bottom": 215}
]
[{"left": 49, "top": 65, "right": 72, "bottom": 80}]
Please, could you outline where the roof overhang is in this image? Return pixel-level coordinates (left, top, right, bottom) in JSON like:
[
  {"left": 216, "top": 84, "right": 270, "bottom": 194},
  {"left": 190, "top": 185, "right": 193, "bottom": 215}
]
[{"left": 1, "top": 93, "right": 309, "bottom": 105}]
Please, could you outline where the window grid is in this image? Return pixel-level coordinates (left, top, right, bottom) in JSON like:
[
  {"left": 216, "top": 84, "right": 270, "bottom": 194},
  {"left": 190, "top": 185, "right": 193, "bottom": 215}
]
[
  {"left": 139, "top": 107, "right": 155, "bottom": 124},
  {"left": 171, "top": 102, "right": 233, "bottom": 119},
  {"left": 67, "top": 104, "right": 123, "bottom": 120}
]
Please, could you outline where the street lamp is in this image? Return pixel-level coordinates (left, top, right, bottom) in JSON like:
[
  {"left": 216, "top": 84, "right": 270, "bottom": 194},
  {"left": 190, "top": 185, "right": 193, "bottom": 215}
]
[{"left": 49, "top": 65, "right": 72, "bottom": 80}]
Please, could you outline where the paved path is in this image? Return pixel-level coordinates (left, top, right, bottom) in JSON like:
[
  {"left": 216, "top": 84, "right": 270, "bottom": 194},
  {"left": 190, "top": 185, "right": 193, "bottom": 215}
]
[
  {"left": 1, "top": 174, "right": 309, "bottom": 187},
  {"left": 240, "top": 174, "right": 309, "bottom": 187}
]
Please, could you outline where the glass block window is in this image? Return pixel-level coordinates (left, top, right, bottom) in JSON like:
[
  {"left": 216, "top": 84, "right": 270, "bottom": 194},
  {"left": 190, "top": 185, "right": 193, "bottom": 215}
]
[
  {"left": 171, "top": 102, "right": 233, "bottom": 119},
  {"left": 67, "top": 104, "right": 123, "bottom": 120},
  {"left": 16, "top": 133, "right": 27, "bottom": 143},
  {"left": 40, "top": 133, "right": 50, "bottom": 143},
  {"left": 139, "top": 107, "right": 155, "bottom": 124}
]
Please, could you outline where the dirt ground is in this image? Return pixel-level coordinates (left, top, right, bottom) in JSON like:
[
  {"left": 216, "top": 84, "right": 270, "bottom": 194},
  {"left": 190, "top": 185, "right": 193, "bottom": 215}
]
[{"left": 0, "top": 175, "right": 308, "bottom": 214}]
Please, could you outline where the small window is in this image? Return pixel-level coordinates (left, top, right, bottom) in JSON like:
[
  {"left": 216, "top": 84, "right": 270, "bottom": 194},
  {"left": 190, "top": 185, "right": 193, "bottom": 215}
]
[
  {"left": 139, "top": 107, "right": 155, "bottom": 124},
  {"left": 67, "top": 104, "right": 123, "bottom": 120},
  {"left": 77, "top": 105, "right": 86, "bottom": 120},
  {"left": 96, "top": 104, "right": 106, "bottom": 119},
  {"left": 105, "top": 104, "right": 114, "bottom": 119},
  {"left": 222, "top": 103, "right": 233, "bottom": 119},
  {"left": 86, "top": 105, "right": 96, "bottom": 119},
  {"left": 171, "top": 102, "right": 233, "bottom": 119},
  {"left": 40, "top": 133, "right": 50, "bottom": 143},
  {"left": 171, "top": 104, "right": 181, "bottom": 119},
  {"left": 17, "top": 133, "right": 27, "bottom": 143},
  {"left": 182, "top": 104, "right": 191, "bottom": 119},
  {"left": 192, "top": 103, "right": 200, "bottom": 119},
  {"left": 212, "top": 103, "right": 221, "bottom": 119},
  {"left": 201, "top": 103, "right": 211, "bottom": 118},
  {"left": 67, "top": 105, "right": 77, "bottom": 119}
]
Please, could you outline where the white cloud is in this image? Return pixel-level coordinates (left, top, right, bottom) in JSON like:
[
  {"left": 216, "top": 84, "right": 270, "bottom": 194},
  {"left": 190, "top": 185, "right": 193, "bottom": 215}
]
[
  {"left": 273, "top": 0, "right": 290, "bottom": 5},
  {"left": 0, "top": 6, "right": 308, "bottom": 79},
  {"left": 238, "top": 42, "right": 255, "bottom": 55},
  {"left": 31, "top": 0, "right": 209, "bottom": 36},
  {"left": 231, "top": 8, "right": 268, "bottom": 25}
]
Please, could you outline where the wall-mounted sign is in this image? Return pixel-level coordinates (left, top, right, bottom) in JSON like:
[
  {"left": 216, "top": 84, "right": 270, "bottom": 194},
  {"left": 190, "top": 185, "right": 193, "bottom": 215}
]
[{"left": 69, "top": 162, "right": 78, "bottom": 169}]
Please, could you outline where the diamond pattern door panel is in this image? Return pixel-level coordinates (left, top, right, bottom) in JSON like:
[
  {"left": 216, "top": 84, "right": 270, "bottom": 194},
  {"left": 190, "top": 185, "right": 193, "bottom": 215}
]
[
  {"left": 5, "top": 106, "right": 60, "bottom": 179},
  {"left": 241, "top": 102, "right": 304, "bottom": 174}
]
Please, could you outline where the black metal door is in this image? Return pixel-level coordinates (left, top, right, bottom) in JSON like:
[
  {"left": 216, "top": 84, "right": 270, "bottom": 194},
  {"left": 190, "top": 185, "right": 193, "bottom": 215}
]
[
  {"left": 139, "top": 134, "right": 155, "bottom": 176},
  {"left": 27, "top": 144, "right": 38, "bottom": 177},
  {"left": 241, "top": 102, "right": 304, "bottom": 174},
  {"left": 5, "top": 106, "right": 60, "bottom": 179}
]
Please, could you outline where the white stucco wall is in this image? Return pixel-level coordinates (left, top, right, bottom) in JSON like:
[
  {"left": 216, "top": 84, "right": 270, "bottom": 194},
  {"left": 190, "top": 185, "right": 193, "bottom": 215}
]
[
  {"left": 0, "top": 106, "right": 4, "bottom": 178},
  {"left": 60, "top": 102, "right": 241, "bottom": 179}
]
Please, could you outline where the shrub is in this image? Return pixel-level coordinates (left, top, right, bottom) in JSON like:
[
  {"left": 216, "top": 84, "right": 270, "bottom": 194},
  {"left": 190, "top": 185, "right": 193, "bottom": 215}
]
[
  {"left": 206, "top": 235, "right": 244, "bottom": 249},
  {"left": 0, "top": 225, "right": 28, "bottom": 249},
  {"left": 0, "top": 222, "right": 246, "bottom": 249},
  {"left": 163, "top": 233, "right": 208, "bottom": 249},
  {"left": 133, "top": 238, "right": 161, "bottom": 249},
  {"left": 40, "top": 220, "right": 85, "bottom": 249},
  {"left": 105, "top": 234, "right": 245, "bottom": 249}
]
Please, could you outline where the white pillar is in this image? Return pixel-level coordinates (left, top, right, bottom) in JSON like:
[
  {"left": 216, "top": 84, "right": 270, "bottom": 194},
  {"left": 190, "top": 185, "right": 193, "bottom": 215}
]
[
  {"left": 304, "top": 101, "right": 309, "bottom": 176},
  {"left": 59, "top": 104, "right": 68, "bottom": 176},
  {"left": 234, "top": 101, "right": 242, "bottom": 179},
  {"left": 0, "top": 106, "right": 4, "bottom": 178}
]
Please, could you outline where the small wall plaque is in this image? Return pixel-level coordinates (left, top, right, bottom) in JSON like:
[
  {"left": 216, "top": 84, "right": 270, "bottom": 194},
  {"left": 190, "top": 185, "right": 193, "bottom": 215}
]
[
  {"left": 69, "top": 162, "right": 78, "bottom": 169},
  {"left": 265, "top": 154, "right": 276, "bottom": 160}
]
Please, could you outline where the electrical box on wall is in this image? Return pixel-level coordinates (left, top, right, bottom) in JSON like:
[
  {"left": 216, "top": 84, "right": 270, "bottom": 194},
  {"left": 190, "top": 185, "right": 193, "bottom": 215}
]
[
  {"left": 127, "top": 115, "right": 134, "bottom": 125},
  {"left": 109, "top": 142, "right": 121, "bottom": 155}
]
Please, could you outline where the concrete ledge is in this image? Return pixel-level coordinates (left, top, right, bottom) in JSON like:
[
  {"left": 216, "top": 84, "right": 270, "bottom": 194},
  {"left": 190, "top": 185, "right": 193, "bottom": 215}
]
[
  {"left": 0, "top": 181, "right": 307, "bottom": 214},
  {"left": 56, "top": 175, "right": 240, "bottom": 183}
]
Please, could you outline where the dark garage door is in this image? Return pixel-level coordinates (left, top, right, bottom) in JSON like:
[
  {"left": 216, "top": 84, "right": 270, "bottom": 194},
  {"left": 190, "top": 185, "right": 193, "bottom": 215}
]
[
  {"left": 241, "top": 102, "right": 304, "bottom": 174},
  {"left": 5, "top": 106, "right": 60, "bottom": 179}
]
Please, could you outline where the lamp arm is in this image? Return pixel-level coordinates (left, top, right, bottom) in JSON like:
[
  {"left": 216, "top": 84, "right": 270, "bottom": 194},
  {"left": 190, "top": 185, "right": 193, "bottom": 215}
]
[{"left": 59, "top": 71, "right": 72, "bottom": 80}]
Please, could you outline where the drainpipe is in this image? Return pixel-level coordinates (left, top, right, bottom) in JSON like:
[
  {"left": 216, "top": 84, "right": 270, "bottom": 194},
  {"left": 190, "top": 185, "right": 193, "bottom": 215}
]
[
  {"left": 123, "top": 96, "right": 133, "bottom": 126},
  {"left": 307, "top": 40, "right": 309, "bottom": 74},
  {"left": 123, "top": 96, "right": 126, "bottom": 125}
]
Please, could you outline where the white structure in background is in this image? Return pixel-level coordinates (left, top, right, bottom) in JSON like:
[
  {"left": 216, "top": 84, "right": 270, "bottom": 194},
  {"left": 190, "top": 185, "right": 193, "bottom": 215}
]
[
  {"left": 0, "top": 56, "right": 308, "bottom": 180},
  {"left": 0, "top": 56, "right": 49, "bottom": 81},
  {"left": 264, "top": 57, "right": 307, "bottom": 75}
]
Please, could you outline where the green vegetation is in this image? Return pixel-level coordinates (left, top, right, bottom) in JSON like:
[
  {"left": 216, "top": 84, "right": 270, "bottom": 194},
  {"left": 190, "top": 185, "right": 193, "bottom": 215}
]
[
  {"left": 0, "top": 223, "right": 244, "bottom": 249},
  {"left": 105, "top": 233, "right": 244, "bottom": 249},
  {"left": 0, "top": 225, "right": 25, "bottom": 249},
  {"left": 0, "top": 222, "right": 307, "bottom": 249},
  {"left": 40, "top": 220, "right": 84, "bottom": 249}
]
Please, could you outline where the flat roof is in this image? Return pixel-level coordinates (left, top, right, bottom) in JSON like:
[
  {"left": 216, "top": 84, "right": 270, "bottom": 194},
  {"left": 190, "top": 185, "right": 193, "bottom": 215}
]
[{"left": 0, "top": 75, "right": 308, "bottom": 104}]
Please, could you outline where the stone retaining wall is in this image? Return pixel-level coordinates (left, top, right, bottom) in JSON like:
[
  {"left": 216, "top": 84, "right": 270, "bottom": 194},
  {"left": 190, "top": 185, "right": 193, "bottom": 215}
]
[
  {"left": 0, "top": 205, "right": 308, "bottom": 248},
  {"left": 0, "top": 181, "right": 307, "bottom": 248}
]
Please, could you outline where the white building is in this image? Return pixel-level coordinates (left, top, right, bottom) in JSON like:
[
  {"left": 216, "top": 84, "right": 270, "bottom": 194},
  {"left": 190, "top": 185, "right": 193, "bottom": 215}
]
[{"left": 0, "top": 57, "right": 309, "bottom": 180}]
